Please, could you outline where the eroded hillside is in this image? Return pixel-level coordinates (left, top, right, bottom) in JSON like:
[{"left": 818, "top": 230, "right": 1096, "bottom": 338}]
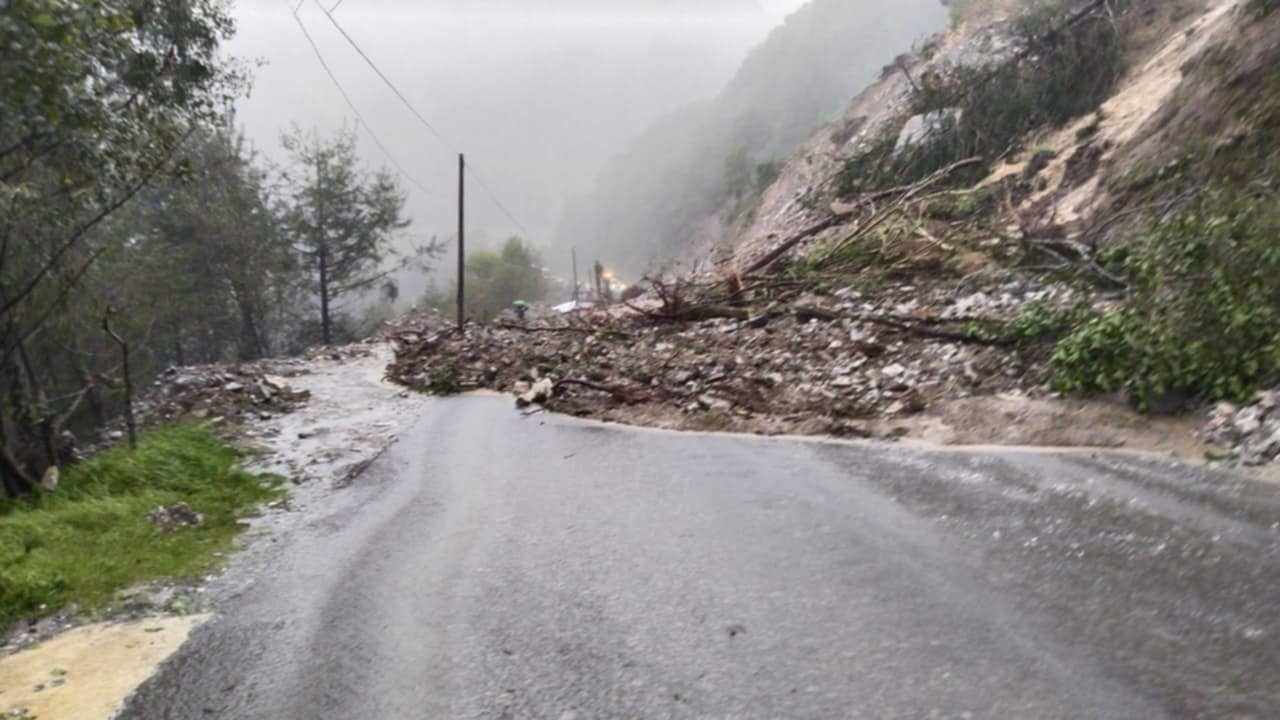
[{"left": 393, "top": 0, "right": 1280, "bottom": 469}]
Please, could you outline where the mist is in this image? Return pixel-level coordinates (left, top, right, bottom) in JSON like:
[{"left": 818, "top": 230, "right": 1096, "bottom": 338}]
[
  {"left": 227, "top": 0, "right": 812, "bottom": 299},
  {"left": 556, "top": 0, "right": 949, "bottom": 276}
]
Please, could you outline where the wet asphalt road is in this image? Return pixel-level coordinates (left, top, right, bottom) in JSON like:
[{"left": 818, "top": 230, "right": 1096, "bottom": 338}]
[{"left": 121, "top": 395, "right": 1280, "bottom": 719}]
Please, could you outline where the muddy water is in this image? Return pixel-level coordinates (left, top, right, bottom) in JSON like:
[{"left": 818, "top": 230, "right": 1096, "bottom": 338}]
[{"left": 0, "top": 615, "right": 207, "bottom": 719}]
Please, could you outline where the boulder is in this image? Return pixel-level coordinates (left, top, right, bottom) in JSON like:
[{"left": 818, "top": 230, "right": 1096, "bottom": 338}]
[
  {"left": 516, "top": 378, "right": 555, "bottom": 408},
  {"left": 894, "top": 109, "right": 962, "bottom": 155}
]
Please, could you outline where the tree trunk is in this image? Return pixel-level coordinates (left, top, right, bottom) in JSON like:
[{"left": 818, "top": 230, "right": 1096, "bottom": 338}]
[
  {"left": 317, "top": 159, "right": 332, "bottom": 346},
  {"left": 319, "top": 248, "right": 332, "bottom": 345},
  {"left": 238, "top": 298, "right": 265, "bottom": 361},
  {"left": 0, "top": 367, "right": 35, "bottom": 497},
  {"left": 70, "top": 347, "right": 106, "bottom": 428},
  {"left": 14, "top": 335, "right": 58, "bottom": 468},
  {"left": 103, "top": 313, "right": 137, "bottom": 450},
  {"left": 172, "top": 321, "right": 186, "bottom": 368}
]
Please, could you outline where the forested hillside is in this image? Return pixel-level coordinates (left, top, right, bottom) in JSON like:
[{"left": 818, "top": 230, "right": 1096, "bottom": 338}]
[{"left": 0, "top": 1, "right": 425, "bottom": 496}]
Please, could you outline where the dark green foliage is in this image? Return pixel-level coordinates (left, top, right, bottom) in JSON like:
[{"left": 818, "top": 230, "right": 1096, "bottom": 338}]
[
  {"left": 0, "top": 425, "right": 281, "bottom": 627},
  {"left": 1, "top": 0, "right": 248, "bottom": 496},
  {"left": 443, "top": 237, "right": 548, "bottom": 323},
  {"left": 1005, "top": 301, "right": 1094, "bottom": 345},
  {"left": 1051, "top": 191, "right": 1280, "bottom": 407},
  {"left": 425, "top": 367, "right": 463, "bottom": 396}
]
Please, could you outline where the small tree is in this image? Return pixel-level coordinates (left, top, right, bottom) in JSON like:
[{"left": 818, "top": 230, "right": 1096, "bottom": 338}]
[{"left": 281, "top": 127, "right": 410, "bottom": 345}]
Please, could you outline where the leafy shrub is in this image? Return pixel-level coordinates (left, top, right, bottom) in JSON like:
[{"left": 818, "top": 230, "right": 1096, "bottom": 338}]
[
  {"left": 1051, "top": 191, "right": 1280, "bottom": 407},
  {"left": 425, "top": 366, "right": 463, "bottom": 395},
  {"left": 1005, "top": 301, "right": 1093, "bottom": 345}
]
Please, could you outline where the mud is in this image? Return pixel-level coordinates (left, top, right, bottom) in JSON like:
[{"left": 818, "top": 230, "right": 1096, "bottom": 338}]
[{"left": 0, "top": 615, "right": 207, "bottom": 720}]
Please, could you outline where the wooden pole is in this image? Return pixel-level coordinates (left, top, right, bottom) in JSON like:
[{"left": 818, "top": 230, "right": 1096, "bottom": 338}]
[
  {"left": 571, "top": 247, "right": 579, "bottom": 303},
  {"left": 457, "top": 153, "right": 465, "bottom": 333},
  {"left": 102, "top": 311, "right": 136, "bottom": 450}
]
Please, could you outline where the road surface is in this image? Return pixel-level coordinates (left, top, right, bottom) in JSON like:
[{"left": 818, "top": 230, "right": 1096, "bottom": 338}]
[{"left": 121, "top": 395, "right": 1280, "bottom": 719}]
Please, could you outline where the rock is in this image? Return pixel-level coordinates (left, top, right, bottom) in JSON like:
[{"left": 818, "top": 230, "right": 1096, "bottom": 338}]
[
  {"left": 1245, "top": 422, "right": 1280, "bottom": 465},
  {"left": 224, "top": 382, "right": 245, "bottom": 393},
  {"left": 698, "top": 394, "right": 733, "bottom": 412},
  {"left": 895, "top": 108, "right": 962, "bottom": 155},
  {"left": 516, "top": 378, "right": 555, "bottom": 408},
  {"left": 39, "top": 466, "right": 59, "bottom": 492},
  {"left": 148, "top": 503, "right": 204, "bottom": 533},
  {"left": 671, "top": 369, "right": 700, "bottom": 385},
  {"left": 1255, "top": 390, "right": 1280, "bottom": 413},
  {"left": 1234, "top": 406, "right": 1265, "bottom": 437},
  {"left": 881, "top": 363, "right": 906, "bottom": 378}
]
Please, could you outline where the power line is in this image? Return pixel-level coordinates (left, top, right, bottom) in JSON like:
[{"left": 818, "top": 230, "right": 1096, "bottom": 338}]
[
  {"left": 468, "top": 165, "right": 534, "bottom": 240},
  {"left": 288, "top": 5, "right": 433, "bottom": 197},
  {"left": 312, "top": 0, "right": 537, "bottom": 239}
]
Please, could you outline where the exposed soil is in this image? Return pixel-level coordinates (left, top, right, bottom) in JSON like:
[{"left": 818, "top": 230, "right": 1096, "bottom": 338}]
[{"left": 0, "top": 615, "right": 207, "bottom": 720}]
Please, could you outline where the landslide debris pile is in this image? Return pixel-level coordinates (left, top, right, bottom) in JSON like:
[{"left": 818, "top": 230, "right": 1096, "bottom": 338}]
[
  {"left": 388, "top": 131, "right": 1096, "bottom": 436},
  {"left": 386, "top": 269, "right": 1082, "bottom": 436},
  {"left": 1202, "top": 390, "right": 1280, "bottom": 467},
  {"left": 122, "top": 358, "right": 313, "bottom": 434}
]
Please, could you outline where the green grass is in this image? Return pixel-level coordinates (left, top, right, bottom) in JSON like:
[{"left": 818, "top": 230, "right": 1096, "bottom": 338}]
[{"left": 0, "top": 425, "right": 283, "bottom": 629}]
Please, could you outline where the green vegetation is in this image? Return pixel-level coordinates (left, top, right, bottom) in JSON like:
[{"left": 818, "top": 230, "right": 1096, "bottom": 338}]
[
  {"left": 424, "top": 366, "right": 463, "bottom": 396},
  {"left": 1, "top": 6, "right": 434, "bottom": 498},
  {"left": 1051, "top": 191, "right": 1280, "bottom": 408},
  {"left": 439, "top": 237, "right": 547, "bottom": 322},
  {"left": 281, "top": 127, "right": 426, "bottom": 346},
  {"left": 1004, "top": 301, "right": 1094, "bottom": 345},
  {"left": 0, "top": 426, "right": 282, "bottom": 628}
]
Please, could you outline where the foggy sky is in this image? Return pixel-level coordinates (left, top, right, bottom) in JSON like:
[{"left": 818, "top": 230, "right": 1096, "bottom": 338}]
[{"left": 227, "top": 0, "right": 810, "bottom": 297}]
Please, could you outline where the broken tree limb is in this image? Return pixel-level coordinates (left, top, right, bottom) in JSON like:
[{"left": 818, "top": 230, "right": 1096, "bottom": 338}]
[
  {"left": 823, "top": 157, "right": 985, "bottom": 260},
  {"left": 495, "top": 322, "right": 633, "bottom": 339},
  {"left": 740, "top": 215, "right": 844, "bottom": 276},
  {"left": 853, "top": 314, "right": 1012, "bottom": 347},
  {"left": 791, "top": 304, "right": 1012, "bottom": 347}
]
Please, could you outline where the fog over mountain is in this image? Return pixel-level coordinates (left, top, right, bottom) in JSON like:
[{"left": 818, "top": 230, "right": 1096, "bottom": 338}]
[
  {"left": 228, "top": 0, "right": 812, "bottom": 297},
  {"left": 226, "top": 0, "right": 940, "bottom": 293},
  {"left": 556, "top": 0, "right": 948, "bottom": 274}
]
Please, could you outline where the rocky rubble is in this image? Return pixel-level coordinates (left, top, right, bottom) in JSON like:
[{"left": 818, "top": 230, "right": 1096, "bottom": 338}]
[
  {"left": 1201, "top": 390, "right": 1280, "bottom": 466},
  {"left": 116, "top": 357, "right": 314, "bottom": 438},
  {"left": 386, "top": 276, "right": 1080, "bottom": 437}
]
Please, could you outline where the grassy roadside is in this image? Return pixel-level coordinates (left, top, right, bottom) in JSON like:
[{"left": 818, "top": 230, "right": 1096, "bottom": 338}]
[{"left": 0, "top": 425, "right": 282, "bottom": 630}]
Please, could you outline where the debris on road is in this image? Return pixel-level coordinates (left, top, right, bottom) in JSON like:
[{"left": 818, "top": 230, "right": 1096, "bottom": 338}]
[
  {"left": 97, "top": 358, "right": 314, "bottom": 447},
  {"left": 385, "top": 274, "right": 1082, "bottom": 438},
  {"left": 1202, "top": 390, "right": 1280, "bottom": 466}
]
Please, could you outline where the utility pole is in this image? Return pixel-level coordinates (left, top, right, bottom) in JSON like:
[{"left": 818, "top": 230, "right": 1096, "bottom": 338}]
[
  {"left": 456, "top": 153, "right": 465, "bottom": 333},
  {"left": 571, "top": 247, "right": 579, "bottom": 303}
]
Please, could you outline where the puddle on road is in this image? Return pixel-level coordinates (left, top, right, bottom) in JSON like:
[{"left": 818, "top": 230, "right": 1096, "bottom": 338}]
[{"left": 0, "top": 614, "right": 208, "bottom": 719}]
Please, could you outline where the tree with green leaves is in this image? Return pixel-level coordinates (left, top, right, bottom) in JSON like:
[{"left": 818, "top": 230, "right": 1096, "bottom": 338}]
[
  {"left": 281, "top": 127, "right": 411, "bottom": 345},
  {"left": 1, "top": 0, "right": 245, "bottom": 496},
  {"left": 457, "top": 237, "right": 548, "bottom": 322}
]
